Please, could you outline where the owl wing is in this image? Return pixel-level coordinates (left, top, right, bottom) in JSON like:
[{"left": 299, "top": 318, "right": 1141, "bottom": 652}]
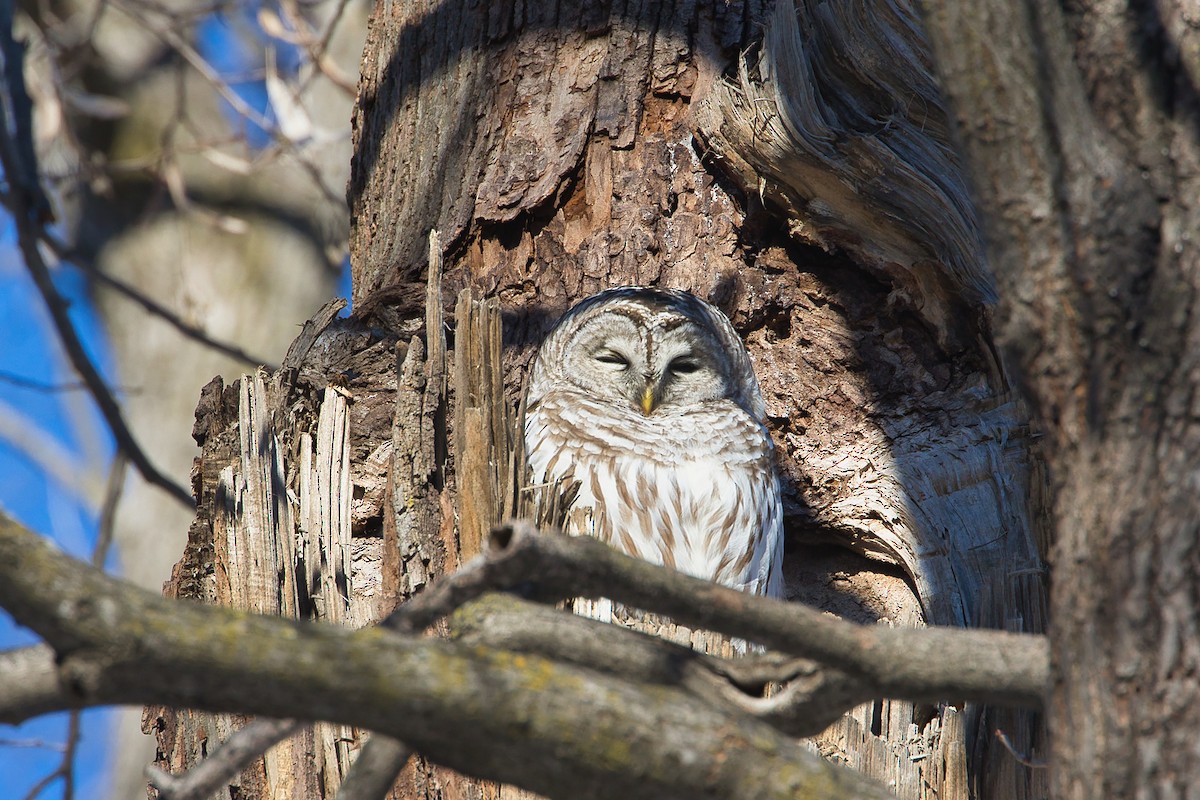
[
  {"left": 677, "top": 448, "right": 782, "bottom": 598},
  {"left": 731, "top": 466, "right": 784, "bottom": 598}
]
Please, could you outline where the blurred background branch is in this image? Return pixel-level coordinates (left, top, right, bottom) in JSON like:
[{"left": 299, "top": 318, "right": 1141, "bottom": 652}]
[{"left": 0, "top": 0, "right": 367, "bottom": 793}]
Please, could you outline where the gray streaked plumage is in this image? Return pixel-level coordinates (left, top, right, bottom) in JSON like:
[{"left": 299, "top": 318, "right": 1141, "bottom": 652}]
[{"left": 524, "top": 287, "right": 783, "bottom": 618}]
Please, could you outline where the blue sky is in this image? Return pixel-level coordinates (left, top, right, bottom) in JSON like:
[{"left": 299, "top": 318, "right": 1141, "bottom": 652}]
[{"left": 0, "top": 224, "right": 117, "bottom": 799}]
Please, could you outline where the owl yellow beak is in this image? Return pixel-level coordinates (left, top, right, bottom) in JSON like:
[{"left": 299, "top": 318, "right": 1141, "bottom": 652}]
[{"left": 640, "top": 383, "right": 657, "bottom": 415}]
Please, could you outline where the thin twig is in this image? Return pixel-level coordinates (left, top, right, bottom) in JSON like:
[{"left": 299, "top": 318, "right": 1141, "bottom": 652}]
[
  {"left": 0, "top": 371, "right": 87, "bottom": 393},
  {"left": 105, "top": 0, "right": 275, "bottom": 134},
  {"left": 269, "top": 0, "right": 358, "bottom": 96},
  {"left": 61, "top": 710, "right": 80, "bottom": 800},
  {"left": 20, "top": 705, "right": 79, "bottom": 800},
  {"left": 22, "top": 766, "right": 61, "bottom": 800},
  {"left": 7, "top": 205, "right": 195, "bottom": 509},
  {"left": 71, "top": 252, "right": 272, "bottom": 368},
  {"left": 0, "top": 737, "right": 67, "bottom": 751},
  {"left": 333, "top": 735, "right": 413, "bottom": 800},
  {"left": 994, "top": 728, "right": 1048, "bottom": 769},
  {"left": 0, "top": 12, "right": 194, "bottom": 509},
  {"left": 93, "top": 449, "right": 129, "bottom": 569},
  {"left": 146, "top": 718, "right": 304, "bottom": 800}
]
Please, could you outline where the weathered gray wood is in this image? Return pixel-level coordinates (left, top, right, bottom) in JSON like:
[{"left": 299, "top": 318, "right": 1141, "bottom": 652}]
[
  {"left": 388, "top": 231, "right": 450, "bottom": 601},
  {"left": 693, "top": 0, "right": 995, "bottom": 328},
  {"left": 152, "top": 317, "right": 403, "bottom": 797}
]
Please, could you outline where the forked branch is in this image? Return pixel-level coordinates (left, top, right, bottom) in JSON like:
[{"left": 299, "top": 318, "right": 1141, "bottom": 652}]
[
  {"left": 0, "top": 512, "right": 1045, "bottom": 800},
  {"left": 389, "top": 520, "right": 1048, "bottom": 709}
]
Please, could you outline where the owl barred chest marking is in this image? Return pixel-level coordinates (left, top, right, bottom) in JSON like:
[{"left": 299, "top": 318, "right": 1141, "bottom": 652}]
[
  {"left": 526, "top": 393, "right": 778, "bottom": 593},
  {"left": 523, "top": 287, "right": 784, "bottom": 600}
]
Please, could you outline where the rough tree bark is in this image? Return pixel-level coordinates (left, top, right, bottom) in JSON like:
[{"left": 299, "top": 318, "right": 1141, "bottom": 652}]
[
  {"left": 154, "top": 1, "right": 1051, "bottom": 798},
  {"left": 917, "top": 0, "right": 1200, "bottom": 796}
]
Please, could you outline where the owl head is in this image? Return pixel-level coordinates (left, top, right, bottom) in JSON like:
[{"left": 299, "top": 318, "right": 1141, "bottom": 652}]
[{"left": 526, "top": 287, "right": 766, "bottom": 421}]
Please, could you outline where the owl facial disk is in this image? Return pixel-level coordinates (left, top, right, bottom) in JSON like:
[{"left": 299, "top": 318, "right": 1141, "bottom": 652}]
[
  {"left": 557, "top": 310, "right": 731, "bottom": 416},
  {"left": 646, "top": 324, "right": 729, "bottom": 412}
]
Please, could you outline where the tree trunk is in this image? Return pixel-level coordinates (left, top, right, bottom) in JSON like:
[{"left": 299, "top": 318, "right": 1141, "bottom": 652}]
[
  {"left": 349, "top": 0, "right": 1047, "bottom": 795},
  {"left": 917, "top": 0, "right": 1200, "bottom": 796},
  {"left": 156, "top": 1, "right": 1051, "bottom": 798},
  {"left": 149, "top": 303, "right": 403, "bottom": 797}
]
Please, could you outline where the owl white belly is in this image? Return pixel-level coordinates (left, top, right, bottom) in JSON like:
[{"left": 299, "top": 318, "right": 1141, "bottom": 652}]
[{"left": 526, "top": 392, "right": 781, "bottom": 597}]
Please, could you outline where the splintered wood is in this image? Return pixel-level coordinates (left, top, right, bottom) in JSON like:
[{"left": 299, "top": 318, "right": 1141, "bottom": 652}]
[
  {"left": 156, "top": 364, "right": 374, "bottom": 798},
  {"left": 452, "top": 287, "right": 577, "bottom": 544},
  {"left": 453, "top": 287, "right": 516, "bottom": 560},
  {"left": 387, "top": 230, "right": 449, "bottom": 598}
]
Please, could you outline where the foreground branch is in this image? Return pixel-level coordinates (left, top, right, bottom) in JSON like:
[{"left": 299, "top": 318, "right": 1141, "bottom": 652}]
[
  {"left": 0, "top": 645, "right": 64, "bottom": 721},
  {"left": 0, "top": 512, "right": 893, "bottom": 800},
  {"left": 389, "top": 521, "right": 1049, "bottom": 709},
  {"left": 146, "top": 719, "right": 303, "bottom": 800},
  {"left": 449, "top": 592, "right": 868, "bottom": 737}
]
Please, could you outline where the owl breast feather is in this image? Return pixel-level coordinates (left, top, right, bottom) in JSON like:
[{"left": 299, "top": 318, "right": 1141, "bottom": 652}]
[{"left": 525, "top": 391, "right": 781, "bottom": 596}]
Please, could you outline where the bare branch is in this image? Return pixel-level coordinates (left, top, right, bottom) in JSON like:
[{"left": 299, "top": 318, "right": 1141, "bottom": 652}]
[
  {"left": 0, "top": 10, "right": 194, "bottom": 510},
  {"left": 56, "top": 710, "right": 80, "bottom": 800},
  {"left": 0, "top": 511, "right": 895, "bottom": 800},
  {"left": 23, "top": 754, "right": 67, "bottom": 800},
  {"left": 332, "top": 736, "right": 413, "bottom": 800},
  {"left": 265, "top": 0, "right": 359, "bottom": 95},
  {"left": 104, "top": 0, "right": 274, "bottom": 134},
  {"left": 0, "top": 4, "right": 50, "bottom": 222},
  {"left": 388, "top": 521, "right": 1049, "bottom": 709},
  {"left": 96, "top": 0, "right": 350, "bottom": 212},
  {"left": 0, "top": 646, "right": 67, "bottom": 722},
  {"left": 449, "top": 592, "right": 870, "bottom": 738},
  {"left": 0, "top": 371, "right": 87, "bottom": 393},
  {"left": 0, "top": 737, "right": 66, "bottom": 751},
  {"left": 4, "top": 184, "right": 195, "bottom": 510},
  {"left": 0, "top": 647, "right": 82, "bottom": 800},
  {"left": 147, "top": 718, "right": 303, "bottom": 800},
  {"left": 92, "top": 449, "right": 129, "bottom": 569},
  {"left": 70, "top": 253, "right": 273, "bottom": 369}
]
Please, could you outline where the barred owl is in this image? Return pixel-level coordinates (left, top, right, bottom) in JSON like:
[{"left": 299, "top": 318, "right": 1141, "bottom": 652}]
[{"left": 524, "top": 287, "right": 783, "bottom": 617}]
